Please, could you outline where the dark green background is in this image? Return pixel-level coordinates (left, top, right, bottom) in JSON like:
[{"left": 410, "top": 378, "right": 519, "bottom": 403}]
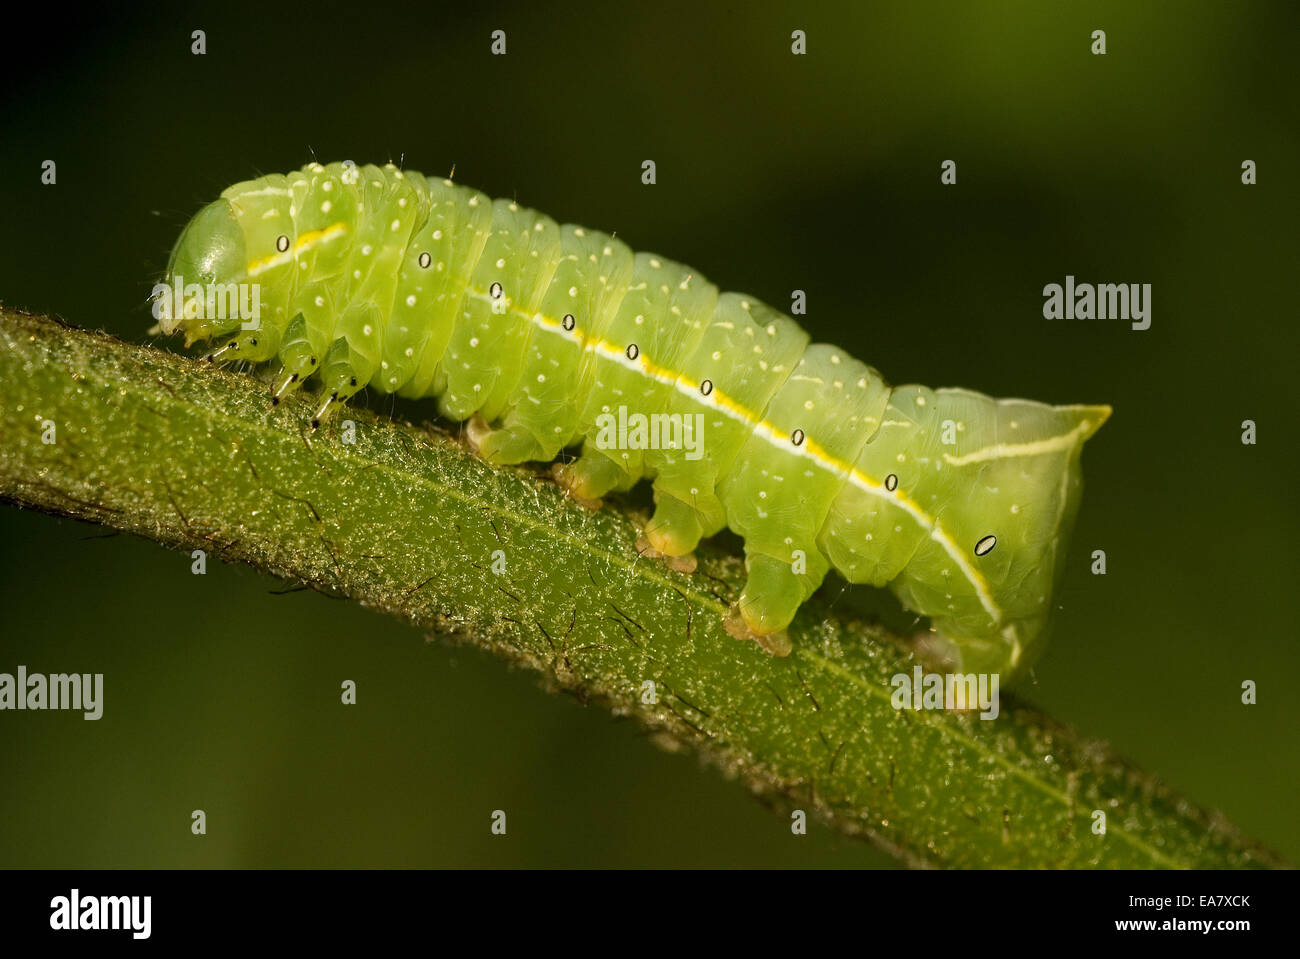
[{"left": 1, "top": 1, "right": 1295, "bottom": 866}]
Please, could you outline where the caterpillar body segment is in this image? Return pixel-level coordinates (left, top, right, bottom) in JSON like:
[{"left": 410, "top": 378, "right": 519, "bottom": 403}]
[
  {"left": 645, "top": 296, "right": 810, "bottom": 559},
  {"left": 720, "top": 345, "right": 894, "bottom": 638},
  {"left": 159, "top": 161, "right": 1110, "bottom": 681},
  {"left": 477, "top": 225, "right": 637, "bottom": 465}
]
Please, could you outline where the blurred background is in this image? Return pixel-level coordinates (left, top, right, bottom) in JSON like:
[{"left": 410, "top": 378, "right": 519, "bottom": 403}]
[{"left": 0, "top": 1, "right": 1295, "bottom": 866}]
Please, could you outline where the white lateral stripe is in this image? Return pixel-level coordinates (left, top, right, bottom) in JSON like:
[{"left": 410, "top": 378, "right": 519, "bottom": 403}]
[{"left": 942, "top": 421, "right": 1089, "bottom": 466}]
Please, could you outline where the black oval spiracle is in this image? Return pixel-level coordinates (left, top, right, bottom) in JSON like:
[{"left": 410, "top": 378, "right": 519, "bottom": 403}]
[
  {"left": 791, "top": 428, "right": 806, "bottom": 447},
  {"left": 562, "top": 313, "right": 576, "bottom": 332},
  {"left": 626, "top": 343, "right": 639, "bottom": 361},
  {"left": 489, "top": 282, "right": 503, "bottom": 299},
  {"left": 275, "top": 235, "right": 290, "bottom": 252},
  {"left": 699, "top": 379, "right": 713, "bottom": 396},
  {"left": 885, "top": 473, "right": 898, "bottom": 492},
  {"left": 974, "top": 534, "right": 997, "bottom": 556},
  {"left": 418, "top": 251, "right": 431, "bottom": 269}
]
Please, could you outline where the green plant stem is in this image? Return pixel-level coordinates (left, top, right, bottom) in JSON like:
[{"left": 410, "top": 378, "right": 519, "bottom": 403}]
[{"left": 0, "top": 306, "right": 1283, "bottom": 868}]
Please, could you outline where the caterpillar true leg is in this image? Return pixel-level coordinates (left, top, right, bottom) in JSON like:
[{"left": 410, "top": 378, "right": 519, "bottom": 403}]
[
  {"left": 202, "top": 339, "right": 239, "bottom": 364},
  {"left": 268, "top": 313, "right": 321, "bottom": 406},
  {"left": 309, "top": 391, "right": 339, "bottom": 428},
  {"left": 270, "top": 370, "right": 301, "bottom": 406},
  {"left": 306, "top": 337, "right": 368, "bottom": 428},
  {"left": 203, "top": 329, "right": 272, "bottom": 365}
]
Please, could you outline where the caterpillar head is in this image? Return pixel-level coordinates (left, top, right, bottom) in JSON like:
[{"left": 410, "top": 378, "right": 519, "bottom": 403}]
[{"left": 156, "top": 199, "right": 247, "bottom": 344}]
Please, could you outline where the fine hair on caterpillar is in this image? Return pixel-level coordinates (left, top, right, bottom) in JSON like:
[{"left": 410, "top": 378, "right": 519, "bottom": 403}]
[{"left": 158, "top": 160, "right": 1110, "bottom": 681}]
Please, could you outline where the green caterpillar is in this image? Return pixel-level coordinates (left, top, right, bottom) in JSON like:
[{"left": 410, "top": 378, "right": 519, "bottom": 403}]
[{"left": 154, "top": 160, "right": 1109, "bottom": 680}]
